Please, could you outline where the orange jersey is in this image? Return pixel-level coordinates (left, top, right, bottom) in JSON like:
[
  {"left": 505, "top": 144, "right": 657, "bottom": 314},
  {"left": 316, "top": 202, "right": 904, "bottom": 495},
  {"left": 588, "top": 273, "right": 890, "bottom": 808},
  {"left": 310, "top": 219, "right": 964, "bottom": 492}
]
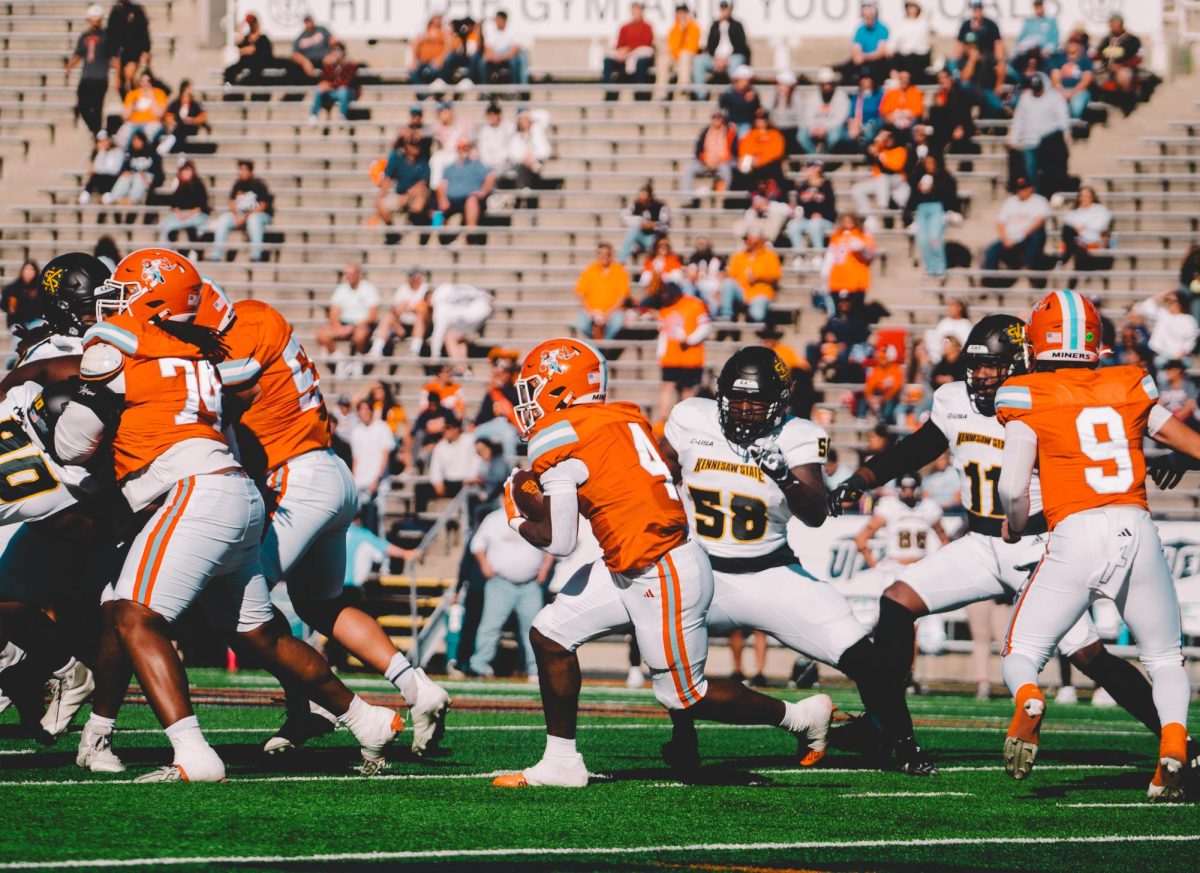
[
  {"left": 83, "top": 314, "right": 226, "bottom": 480},
  {"left": 995, "top": 365, "right": 1158, "bottom": 529},
  {"left": 217, "top": 300, "right": 331, "bottom": 474},
  {"left": 657, "top": 295, "right": 710, "bottom": 369},
  {"left": 529, "top": 402, "right": 688, "bottom": 573}
]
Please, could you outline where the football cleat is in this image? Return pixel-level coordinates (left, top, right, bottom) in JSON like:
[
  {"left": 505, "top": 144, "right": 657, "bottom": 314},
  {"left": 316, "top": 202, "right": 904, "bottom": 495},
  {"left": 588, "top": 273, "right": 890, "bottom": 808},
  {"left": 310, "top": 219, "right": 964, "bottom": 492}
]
[
  {"left": 41, "top": 661, "right": 95, "bottom": 737},
  {"left": 791, "top": 693, "right": 835, "bottom": 766},
  {"left": 626, "top": 666, "right": 646, "bottom": 688},
  {"left": 661, "top": 717, "right": 701, "bottom": 774},
  {"left": 262, "top": 710, "right": 338, "bottom": 755},
  {"left": 1004, "top": 684, "right": 1045, "bottom": 780},
  {"left": 1147, "top": 758, "right": 1185, "bottom": 803},
  {"left": 355, "top": 757, "right": 388, "bottom": 777},
  {"left": 76, "top": 722, "right": 125, "bottom": 773},
  {"left": 347, "top": 707, "right": 403, "bottom": 765},
  {"left": 134, "top": 753, "right": 226, "bottom": 784},
  {"left": 894, "top": 737, "right": 938, "bottom": 777},
  {"left": 492, "top": 753, "right": 589, "bottom": 788},
  {"left": 1054, "top": 685, "right": 1077, "bottom": 705},
  {"left": 409, "top": 669, "right": 451, "bottom": 757}
]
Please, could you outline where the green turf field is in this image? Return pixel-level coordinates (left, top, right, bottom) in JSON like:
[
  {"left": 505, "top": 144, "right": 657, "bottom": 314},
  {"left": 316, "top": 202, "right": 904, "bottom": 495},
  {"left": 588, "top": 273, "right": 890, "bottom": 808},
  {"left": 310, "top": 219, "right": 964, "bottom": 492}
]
[{"left": 0, "top": 669, "right": 1196, "bottom": 871}]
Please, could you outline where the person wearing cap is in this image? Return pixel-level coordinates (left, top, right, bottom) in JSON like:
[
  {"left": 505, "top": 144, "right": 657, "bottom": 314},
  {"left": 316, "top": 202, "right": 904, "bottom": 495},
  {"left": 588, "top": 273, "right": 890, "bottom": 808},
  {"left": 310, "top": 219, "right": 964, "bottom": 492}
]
[
  {"left": 850, "top": 128, "right": 909, "bottom": 232},
  {"left": 849, "top": 1, "right": 890, "bottom": 84},
  {"left": 735, "top": 108, "right": 786, "bottom": 190},
  {"left": 473, "top": 351, "right": 522, "bottom": 464},
  {"left": 1095, "top": 13, "right": 1143, "bottom": 114},
  {"left": 1050, "top": 35, "right": 1094, "bottom": 120},
  {"left": 756, "top": 323, "right": 802, "bottom": 372},
  {"left": 822, "top": 214, "right": 877, "bottom": 306},
  {"left": 719, "top": 65, "right": 761, "bottom": 138},
  {"left": 157, "top": 158, "right": 210, "bottom": 247},
  {"left": 1017, "top": 0, "right": 1059, "bottom": 60},
  {"left": 575, "top": 242, "right": 632, "bottom": 340},
  {"left": 797, "top": 68, "right": 849, "bottom": 154},
  {"left": 982, "top": 177, "right": 1050, "bottom": 277},
  {"left": 66, "top": 4, "right": 110, "bottom": 134},
  {"left": 725, "top": 230, "right": 781, "bottom": 322},
  {"left": 786, "top": 160, "right": 837, "bottom": 266},
  {"left": 374, "top": 268, "right": 431, "bottom": 357},
  {"left": 376, "top": 133, "right": 432, "bottom": 231},
  {"left": 411, "top": 13, "right": 452, "bottom": 86},
  {"left": 437, "top": 139, "right": 497, "bottom": 235},
  {"left": 103, "top": 0, "right": 150, "bottom": 95},
  {"left": 767, "top": 71, "right": 803, "bottom": 150},
  {"left": 602, "top": 2, "right": 656, "bottom": 101},
  {"left": 888, "top": 0, "right": 931, "bottom": 81},
  {"left": 481, "top": 11, "right": 530, "bottom": 88},
  {"left": 80, "top": 129, "right": 125, "bottom": 204},
  {"left": 224, "top": 12, "right": 275, "bottom": 86},
  {"left": 292, "top": 14, "right": 334, "bottom": 80},
  {"left": 955, "top": 0, "right": 1003, "bottom": 64},
  {"left": 693, "top": 0, "right": 750, "bottom": 99},
  {"left": 1155, "top": 359, "right": 1198, "bottom": 423},
  {"left": 656, "top": 4, "right": 700, "bottom": 99}
]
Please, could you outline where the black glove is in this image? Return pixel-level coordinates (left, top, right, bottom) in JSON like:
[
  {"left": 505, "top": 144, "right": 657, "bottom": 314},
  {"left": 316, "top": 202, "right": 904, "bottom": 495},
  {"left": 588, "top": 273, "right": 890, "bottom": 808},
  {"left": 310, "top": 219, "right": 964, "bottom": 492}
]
[
  {"left": 827, "top": 473, "right": 869, "bottom": 517},
  {"left": 1147, "top": 452, "right": 1200, "bottom": 491}
]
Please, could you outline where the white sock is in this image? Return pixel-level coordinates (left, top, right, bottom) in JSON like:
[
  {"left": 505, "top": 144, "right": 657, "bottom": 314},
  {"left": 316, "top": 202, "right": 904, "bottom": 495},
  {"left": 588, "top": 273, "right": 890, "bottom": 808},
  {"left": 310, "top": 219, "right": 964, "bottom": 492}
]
[
  {"left": 165, "top": 715, "right": 209, "bottom": 756},
  {"left": 385, "top": 652, "right": 418, "bottom": 706},
  {"left": 339, "top": 694, "right": 369, "bottom": 727},
  {"left": 544, "top": 734, "right": 577, "bottom": 759},
  {"left": 52, "top": 657, "right": 78, "bottom": 680},
  {"left": 87, "top": 714, "right": 116, "bottom": 734},
  {"left": 779, "top": 700, "right": 805, "bottom": 732}
]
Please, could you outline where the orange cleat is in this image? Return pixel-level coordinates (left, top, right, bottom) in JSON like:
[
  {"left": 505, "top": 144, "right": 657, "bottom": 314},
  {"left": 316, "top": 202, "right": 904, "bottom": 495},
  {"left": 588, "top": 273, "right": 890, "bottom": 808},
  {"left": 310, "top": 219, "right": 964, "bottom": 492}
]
[
  {"left": 1148, "top": 723, "right": 1188, "bottom": 802},
  {"left": 1003, "top": 683, "right": 1045, "bottom": 780},
  {"left": 492, "top": 772, "right": 531, "bottom": 788}
]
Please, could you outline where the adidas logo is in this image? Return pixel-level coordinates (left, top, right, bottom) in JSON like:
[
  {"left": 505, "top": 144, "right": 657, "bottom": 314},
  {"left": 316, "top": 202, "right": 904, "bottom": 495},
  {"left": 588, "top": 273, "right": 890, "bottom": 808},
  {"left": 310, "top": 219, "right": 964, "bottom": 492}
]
[
  {"left": 643, "top": 589, "right": 655, "bottom": 599},
  {"left": 1119, "top": 528, "right": 1132, "bottom": 537}
]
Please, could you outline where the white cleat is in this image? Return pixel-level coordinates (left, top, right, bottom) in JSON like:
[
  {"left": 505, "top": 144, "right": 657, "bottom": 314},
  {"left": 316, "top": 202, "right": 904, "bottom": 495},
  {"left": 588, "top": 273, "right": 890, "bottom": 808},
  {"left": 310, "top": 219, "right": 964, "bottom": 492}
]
[
  {"left": 41, "top": 662, "right": 95, "bottom": 737},
  {"left": 792, "top": 693, "right": 835, "bottom": 767},
  {"left": 409, "top": 669, "right": 451, "bottom": 757},
  {"left": 626, "top": 666, "right": 646, "bottom": 689},
  {"left": 76, "top": 723, "right": 125, "bottom": 773},
  {"left": 346, "top": 704, "right": 403, "bottom": 772},
  {"left": 1054, "top": 685, "right": 1078, "bottom": 705},
  {"left": 492, "top": 753, "right": 589, "bottom": 788},
  {"left": 134, "top": 749, "right": 225, "bottom": 783},
  {"left": 1091, "top": 687, "right": 1117, "bottom": 708},
  {"left": 0, "top": 692, "right": 9, "bottom": 717}
]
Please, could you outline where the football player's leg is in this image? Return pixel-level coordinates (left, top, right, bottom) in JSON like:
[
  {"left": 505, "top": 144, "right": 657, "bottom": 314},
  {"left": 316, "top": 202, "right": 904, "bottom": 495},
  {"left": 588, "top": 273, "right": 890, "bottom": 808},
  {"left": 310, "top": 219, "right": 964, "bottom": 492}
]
[
  {"left": 78, "top": 592, "right": 130, "bottom": 773},
  {"left": 1061, "top": 618, "right": 1161, "bottom": 736}
]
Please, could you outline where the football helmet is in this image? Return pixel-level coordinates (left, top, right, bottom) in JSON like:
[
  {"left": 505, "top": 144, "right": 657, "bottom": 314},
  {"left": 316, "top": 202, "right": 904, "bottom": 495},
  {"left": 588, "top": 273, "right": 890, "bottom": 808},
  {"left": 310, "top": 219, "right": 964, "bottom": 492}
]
[
  {"left": 192, "top": 276, "right": 237, "bottom": 335},
  {"left": 963, "top": 314, "right": 1028, "bottom": 416},
  {"left": 36, "top": 252, "right": 114, "bottom": 337},
  {"left": 716, "top": 346, "right": 792, "bottom": 447},
  {"left": 97, "top": 248, "right": 205, "bottom": 324},
  {"left": 1027, "top": 289, "right": 1102, "bottom": 366},
  {"left": 896, "top": 471, "right": 922, "bottom": 508},
  {"left": 513, "top": 338, "right": 608, "bottom": 438}
]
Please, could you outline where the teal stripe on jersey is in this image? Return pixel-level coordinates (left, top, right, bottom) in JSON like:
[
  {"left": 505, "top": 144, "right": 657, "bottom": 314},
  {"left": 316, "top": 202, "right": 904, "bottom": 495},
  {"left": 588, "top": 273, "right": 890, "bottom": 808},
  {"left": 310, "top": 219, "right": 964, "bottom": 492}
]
[
  {"left": 1141, "top": 374, "right": 1159, "bottom": 399},
  {"left": 995, "top": 386, "right": 1033, "bottom": 410},
  {"left": 85, "top": 323, "right": 137, "bottom": 355}
]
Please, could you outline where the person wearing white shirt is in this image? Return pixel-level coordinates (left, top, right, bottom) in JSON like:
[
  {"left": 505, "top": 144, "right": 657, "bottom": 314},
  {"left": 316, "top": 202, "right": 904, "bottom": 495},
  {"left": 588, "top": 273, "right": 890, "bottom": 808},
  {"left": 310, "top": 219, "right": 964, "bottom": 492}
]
[
  {"left": 348, "top": 399, "right": 397, "bottom": 531},
  {"left": 317, "top": 263, "right": 381, "bottom": 355},
  {"left": 466, "top": 507, "right": 554, "bottom": 680},
  {"left": 507, "top": 110, "right": 551, "bottom": 192},
  {"left": 476, "top": 103, "right": 515, "bottom": 173},
  {"left": 428, "top": 417, "right": 484, "bottom": 497},
  {"left": 1135, "top": 290, "right": 1199, "bottom": 365},
  {"left": 479, "top": 10, "right": 529, "bottom": 86},
  {"left": 373, "top": 267, "right": 431, "bottom": 356},
  {"left": 1058, "top": 186, "right": 1113, "bottom": 275},
  {"left": 429, "top": 282, "right": 493, "bottom": 360},
  {"left": 924, "top": 298, "right": 972, "bottom": 364},
  {"left": 888, "top": 0, "right": 931, "bottom": 79},
  {"left": 983, "top": 179, "right": 1050, "bottom": 273}
]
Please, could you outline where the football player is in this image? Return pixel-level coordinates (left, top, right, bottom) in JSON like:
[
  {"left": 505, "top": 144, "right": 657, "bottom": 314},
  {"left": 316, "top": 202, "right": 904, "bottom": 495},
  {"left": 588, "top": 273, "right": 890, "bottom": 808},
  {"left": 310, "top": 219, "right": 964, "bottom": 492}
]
[
  {"left": 38, "top": 248, "right": 404, "bottom": 781},
  {"left": 828, "top": 314, "right": 1172, "bottom": 769},
  {"left": 195, "top": 288, "right": 451, "bottom": 757},
  {"left": 492, "top": 338, "right": 834, "bottom": 788},
  {"left": 996, "top": 289, "right": 1200, "bottom": 801},
  {"left": 661, "top": 346, "right": 937, "bottom": 774}
]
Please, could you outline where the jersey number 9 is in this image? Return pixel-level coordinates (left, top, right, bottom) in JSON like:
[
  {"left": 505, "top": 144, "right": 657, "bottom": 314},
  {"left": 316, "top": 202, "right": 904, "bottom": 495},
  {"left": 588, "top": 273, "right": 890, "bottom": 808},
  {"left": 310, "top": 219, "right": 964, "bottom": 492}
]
[{"left": 1075, "top": 406, "right": 1134, "bottom": 495}]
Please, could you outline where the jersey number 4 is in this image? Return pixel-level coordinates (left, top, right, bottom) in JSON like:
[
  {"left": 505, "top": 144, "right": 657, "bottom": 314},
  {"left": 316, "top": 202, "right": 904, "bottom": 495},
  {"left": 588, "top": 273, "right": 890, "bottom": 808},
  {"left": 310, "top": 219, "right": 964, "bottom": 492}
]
[
  {"left": 628, "top": 423, "right": 680, "bottom": 501},
  {"left": 1075, "top": 406, "right": 1134, "bottom": 494}
]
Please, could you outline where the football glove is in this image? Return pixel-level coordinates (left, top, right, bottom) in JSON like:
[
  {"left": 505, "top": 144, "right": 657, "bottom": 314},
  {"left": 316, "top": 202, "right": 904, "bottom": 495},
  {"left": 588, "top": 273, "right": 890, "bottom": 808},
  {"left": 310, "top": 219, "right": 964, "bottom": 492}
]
[
  {"left": 1147, "top": 452, "right": 1200, "bottom": 491},
  {"left": 748, "top": 438, "right": 791, "bottom": 485},
  {"left": 826, "top": 473, "right": 869, "bottom": 517},
  {"left": 502, "top": 471, "right": 527, "bottom": 533}
]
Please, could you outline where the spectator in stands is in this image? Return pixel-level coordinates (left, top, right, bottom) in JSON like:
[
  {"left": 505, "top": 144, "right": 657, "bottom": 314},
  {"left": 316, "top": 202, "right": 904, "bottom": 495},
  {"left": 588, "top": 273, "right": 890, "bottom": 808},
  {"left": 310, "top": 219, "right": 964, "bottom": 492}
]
[
  {"left": 768, "top": 72, "right": 804, "bottom": 152},
  {"left": 955, "top": 2, "right": 1007, "bottom": 118},
  {"left": 374, "top": 267, "right": 430, "bottom": 356},
  {"left": 94, "top": 236, "right": 120, "bottom": 271},
  {"left": 315, "top": 263, "right": 380, "bottom": 358},
  {"left": 787, "top": 160, "right": 837, "bottom": 268},
  {"left": 719, "top": 65, "right": 761, "bottom": 137},
  {"left": 429, "top": 282, "right": 493, "bottom": 360},
  {"left": 348, "top": 399, "right": 395, "bottom": 531},
  {"left": 1050, "top": 36, "right": 1094, "bottom": 120},
  {"left": 474, "top": 351, "right": 521, "bottom": 463},
  {"left": 210, "top": 160, "right": 273, "bottom": 262},
  {"left": 376, "top": 134, "right": 431, "bottom": 232},
  {"left": 104, "top": 0, "right": 150, "bottom": 95},
  {"left": 656, "top": 3, "right": 700, "bottom": 100},
  {"left": 410, "top": 14, "right": 452, "bottom": 86},
  {"left": 466, "top": 506, "right": 553, "bottom": 681},
  {"left": 291, "top": 13, "right": 333, "bottom": 81},
  {"left": 1018, "top": 0, "right": 1059, "bottom": 60},
  {"left": 67, "top": 5, "right": 109, "bottom": 135},
  {"left": 157, "top": 159, "right": 209, "bottom": 245},
  {"left": 420, "top": 365, "right": 468, "bottom": 421},
  {"left": 108, "top": 129, "right": 161, "bottom": 206},
  {"left": 693, "top": 0, "right": 750, "bottom": 98},
  {"left": 309, "top": 43, "right": 360, "bottom": 124},
  {"left": 1095, "top": 13, "right": 1143, "bottom": 115},
  {"left": 656, "top": 281, "right": 711, "bottom": 419},
  {"left": 1156, "top": 359, "right": 1198, "bottom": 424},
  {"left": 736, "top": 108, "right": 786, "bottom": 190},
  {"left": 983, "top": 177, "right": 1050, "bottom": 275},
  {"left": 822, "top": 213, "right": 877, "bottom": 306},
  {"left": 575, "top": 242, "right": 631, "bottom": 339},
  {"left": 851, "top": 129, "right": 909, "bottom": 231},
  {"left": 356, "top": 381, "right": 411, "bottom": 451},
  {"left": 480, "top": 10, "right": 530, "bottom": 87},
  {"left": 735, "top": 191, "right": 790, "bottom": 246},
  {"left": 404, "top": 105, "right": 433, "bottom": 157},
  {"left": 80, "top": 130, "right": 124, "bottom": 204},
  {"left": 879, "top": 68, "right": 924, "bottom": 132},
  {"left": 848, "top": 1, "right": 890, "bottom": 83},
  {"left": 3, "top": 261, "right": 40, "bottom": 333},
  {"left": 116, "top": 70, "right": 167, "bottom": 146},
  {"left": 860, "top": 345, "right": 904, "bottom": 420},
  {"left": 1133, "top": 290, "right": 1199, "bottom": 366},
  {"left": 427, "top": 416, "right": 482, "bottom": 498},
  {"left": 476, "top": 104, "right": 515, "bottom": 173},
  {"left": 930, "top": 335, "right": 965, "bottom": 386},
  {"left": 757, "top": 323, "right": 802, "bottom": 371},
  {"left": 618, "top": 183, "right": 670, "bottom": 263},
  {"left": 1057, "top": 186, "right": 1112, "bottom": 278},
  {"left": 161, "top": 80, "right": 207, "bottom": 153},
  {"left": 726, "top": 230, "right": 781, "bottom": 322},
  {"left": 924, "top": 298, "right": 972, "bottom": 364},
  {"left": 681, "top": 237, "right": 738, "bottom": 317},
  {"left": 507, "top": 110, "right": 551, "bottom": 193},
  {"left": 822, "top": 447, "right": 854, "bottom": 489},
  {"left": 428, "top": 102, "right": 472, "bottom": 189},
  {"left": 888, "top": 0, "right": 931, "bottom": 81},
  {"left": 896, "top": 383, "right": 932, "bottom": 432},
  {"left": 846, "top": 71, "right": 883, "bottom": 149},
  {"left": 437, "top": 139, "right": 497, "bottom": 235},
  {"left": 1179, "top": 244, "right": 1200, "bottom": 300},
  {"left": 923, "top": 452, "right": 960, "bottom": 509},
  {"left": 602, "top": 2, "right": 655, "bottom": 101},
  {"left": 906, "top": 153, "right": 958, "bottom": 279},
  {"left": 224, "top": 13, "right": 274, "bottom": 87},
  {"left": 798, "top": 68, "right": 850, "bottom": 154},
  {"left": 928, "top": 67, "right": 977, "bottom": 157},
  {"left": 682, "top": 110, "right": 737, "bottom": 196},
  {"left": 1008, "top": 72, "right": 1071, "bottom": 195},
  {"left": 640, "top": 237, "right": 685, "bottom": 300},
  {"left": 953, "top": 0, "right": 1004, "bottom": 72}
]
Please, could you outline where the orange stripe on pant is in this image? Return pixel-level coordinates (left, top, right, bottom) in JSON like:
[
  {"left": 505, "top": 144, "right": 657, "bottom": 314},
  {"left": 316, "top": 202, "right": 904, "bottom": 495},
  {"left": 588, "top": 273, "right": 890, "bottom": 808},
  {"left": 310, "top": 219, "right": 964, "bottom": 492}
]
[
  {"left": 267, "top": 465, "right": 289, "bottom": 523},
  {"left": 658, "top": 560, "right": 692, "bottom": 708},
  {"left": 133, "top": 481, "right": 186, "bottom": 600},
  {"left": 140, "top": 476, "right": 196, "bottom": 607},
  {"left": 665, "top": 552, "right": 701, "bottom": 704},
  {"left": 1004, "top": 556, "right": 1045, "bottom": 656}
]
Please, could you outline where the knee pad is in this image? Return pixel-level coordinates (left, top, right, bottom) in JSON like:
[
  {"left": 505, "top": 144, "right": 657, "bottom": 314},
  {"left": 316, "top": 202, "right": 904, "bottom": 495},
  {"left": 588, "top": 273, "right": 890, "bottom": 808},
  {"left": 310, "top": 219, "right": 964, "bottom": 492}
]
[
  {"left": 292, "top": 590, "right": 358, "bottom": 635},
  {"left": 651, "top": 670, "right": 708, "bottom": 711}
]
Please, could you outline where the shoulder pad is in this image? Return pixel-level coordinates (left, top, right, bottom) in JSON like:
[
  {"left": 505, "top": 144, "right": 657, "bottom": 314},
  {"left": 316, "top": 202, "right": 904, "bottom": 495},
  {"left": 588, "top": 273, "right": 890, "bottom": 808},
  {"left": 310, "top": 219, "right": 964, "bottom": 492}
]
[
  {"left": 83, "top": 321, "right": 139, "bottom": 356},
  {"left": 993, "top": 384, "right": 1032, "bottom": 412},
  {"left": 79, "top": 342, "right": 125, "bottom": 382},
  {"left": 528, "top": 419, "right": 580, "bottom": 471}
]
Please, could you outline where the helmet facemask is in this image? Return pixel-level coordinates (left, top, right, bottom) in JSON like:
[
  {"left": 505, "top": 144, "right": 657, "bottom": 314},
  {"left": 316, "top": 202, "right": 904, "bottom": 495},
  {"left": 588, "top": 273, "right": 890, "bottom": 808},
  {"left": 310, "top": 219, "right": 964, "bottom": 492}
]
[
  {"left": 718, "top": 393, "right": 785, "bottom": 448},
  {"left": 965, "top": 358, "right": 1008, "bottom": 416}
]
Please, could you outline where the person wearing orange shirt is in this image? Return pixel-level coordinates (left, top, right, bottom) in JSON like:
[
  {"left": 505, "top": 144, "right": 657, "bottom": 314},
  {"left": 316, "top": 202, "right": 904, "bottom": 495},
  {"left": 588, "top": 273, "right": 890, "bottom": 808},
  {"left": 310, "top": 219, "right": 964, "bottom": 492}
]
[
  {"left": 822, "top": 213, "right": 877, "bottom": 303},
  {"left": 878, "top": 68, "right": 925, "bottom": 131},
  {"left": 656, "top": 3, "right": 700, "bottom": 99},
  {"left": 736, "top": 108, "right": 786, "bottom": 189},
  {"left": 574, "top": 242, "right": 631, "bottom": 340},
  {"left": 116, "top": 70, "right": 167, "bottom": 145},
  {"left": 725, "top": 230, "right": 781, "bottom": 322},
  {"left": 657, "top": 282, "right": 711, "bottom": 420},
  {"left": 410, "top": 14, "right": 451, "bottom": 85},
  {"left": 419, "top": 363, "right": 467, "bottom": 420},
  {"left": 859, "top": 344, "right": 904, "bottom": 419},
  {"left": 850, "top": 129, "right": 910, "bottom": 232},
  {"left": 639, "top": 237, "right": 685, "bottom": 299}
]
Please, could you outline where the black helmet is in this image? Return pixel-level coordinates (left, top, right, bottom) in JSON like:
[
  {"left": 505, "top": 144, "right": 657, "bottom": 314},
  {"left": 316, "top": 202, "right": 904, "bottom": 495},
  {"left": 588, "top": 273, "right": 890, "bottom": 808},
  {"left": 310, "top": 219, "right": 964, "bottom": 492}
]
[
  {"left": 36, "top": 253, "right": 113, "bottom": 337},
  {"left": 896, "top": 470, "right": 922, "bottom": 507},
  {"left": 963, "top": 314, "right": 1028, "bottom": 416},
  {"left": 716, "top": 346, "right": 792, "bottom": 446}
]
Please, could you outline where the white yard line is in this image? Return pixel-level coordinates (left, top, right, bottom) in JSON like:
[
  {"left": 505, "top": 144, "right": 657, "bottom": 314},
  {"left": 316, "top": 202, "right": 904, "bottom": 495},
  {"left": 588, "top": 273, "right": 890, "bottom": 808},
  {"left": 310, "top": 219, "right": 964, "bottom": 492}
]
[
  {"left": 843, "top": 791, "right": 976, "bottom": 798},
  {"left": 1, "top": 834, "right": 1197, "bottom": 869},
  {"left": 1058, "top": 802, "right": 1191, "bottom": 809}
]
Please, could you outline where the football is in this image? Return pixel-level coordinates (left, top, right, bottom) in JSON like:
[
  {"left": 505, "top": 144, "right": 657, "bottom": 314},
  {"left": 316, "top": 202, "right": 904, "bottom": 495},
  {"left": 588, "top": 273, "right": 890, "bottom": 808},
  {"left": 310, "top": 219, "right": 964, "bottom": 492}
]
[{"left": 511, "top": 468, "right": 546, "bottom": 521}]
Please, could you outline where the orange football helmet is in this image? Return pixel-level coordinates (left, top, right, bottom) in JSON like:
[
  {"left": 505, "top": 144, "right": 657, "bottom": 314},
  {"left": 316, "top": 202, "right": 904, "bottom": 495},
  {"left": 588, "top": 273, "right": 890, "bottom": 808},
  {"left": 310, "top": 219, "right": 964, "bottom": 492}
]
[
  {"left": 514, "top": 338, "right": 608, "bottom": 438},
  {"left": 98, "top": 248, "right": 205, "bottom": 324},
  {"left": 1027, "top": 289, "right": 1102, "bottom": 365},
  {"left": 192, "top": 276, "right": 237, "bottom": 335}
]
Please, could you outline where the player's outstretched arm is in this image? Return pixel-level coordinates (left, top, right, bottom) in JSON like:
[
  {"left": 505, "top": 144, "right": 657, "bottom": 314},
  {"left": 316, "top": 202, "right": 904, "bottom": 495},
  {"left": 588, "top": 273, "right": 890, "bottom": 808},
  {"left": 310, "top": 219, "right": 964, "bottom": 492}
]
[
  {"left": 997, "top": 420, "right": 1037, "bottom": 539},
  {"left": 0, "top": 354, "right": 82, "bottom": 401},
  {"left": 828, "top": 420, "right": 950, "bottom": 516},
  {"left": 1146, "top": 410, "right": 1200, "bottom": 489}
]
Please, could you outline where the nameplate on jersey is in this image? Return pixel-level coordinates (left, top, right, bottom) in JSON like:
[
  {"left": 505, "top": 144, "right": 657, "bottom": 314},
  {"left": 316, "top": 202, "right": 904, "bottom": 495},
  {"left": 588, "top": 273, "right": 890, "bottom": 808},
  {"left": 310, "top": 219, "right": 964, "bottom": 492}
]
[
  {"left": 694, "top": 457, "right": 765, "bottom": 483},
  {"left": 957, "top": 432, "right": 1003, "bottom": 450}
]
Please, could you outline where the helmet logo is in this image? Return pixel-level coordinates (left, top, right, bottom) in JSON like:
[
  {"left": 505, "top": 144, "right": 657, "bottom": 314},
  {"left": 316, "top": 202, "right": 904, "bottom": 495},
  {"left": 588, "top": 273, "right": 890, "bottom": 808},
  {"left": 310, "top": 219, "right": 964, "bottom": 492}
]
[
  {"left": 733, "top": 378, "right": 759, "bottom": 391},
  {"left": 538, "top": 345, "right": 579, "bottom": 375},
  {"left": 140, "top": 257, "right": 180, "bottom": 290},
  {"left": 1005, "top": 323, "right": 1025, "bottom": 344},
  {"left": 41, "top": 267, "right": 64, "bottom": 294},
  {"left": 772, "top": 357, "right": 788, "bottom": 381}
]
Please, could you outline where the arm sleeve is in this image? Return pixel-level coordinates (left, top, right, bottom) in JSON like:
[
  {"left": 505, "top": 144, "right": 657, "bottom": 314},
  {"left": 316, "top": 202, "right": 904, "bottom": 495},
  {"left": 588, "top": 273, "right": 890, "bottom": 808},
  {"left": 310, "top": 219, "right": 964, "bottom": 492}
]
[
  {"left": 998, "top": 419, "right": 1038, "bottom": 533},
  {"left": 862, "top": 419, "right": 950, "bottom": 484},
  {"left": 539, "top": 458, "right": 589, "bottom": 557},
  {"left": 54, "top": 401, "right": 108, "bottom": 465},
  {"left": 1148, "top": 403, "right": 1172, "bottom": 437}
]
